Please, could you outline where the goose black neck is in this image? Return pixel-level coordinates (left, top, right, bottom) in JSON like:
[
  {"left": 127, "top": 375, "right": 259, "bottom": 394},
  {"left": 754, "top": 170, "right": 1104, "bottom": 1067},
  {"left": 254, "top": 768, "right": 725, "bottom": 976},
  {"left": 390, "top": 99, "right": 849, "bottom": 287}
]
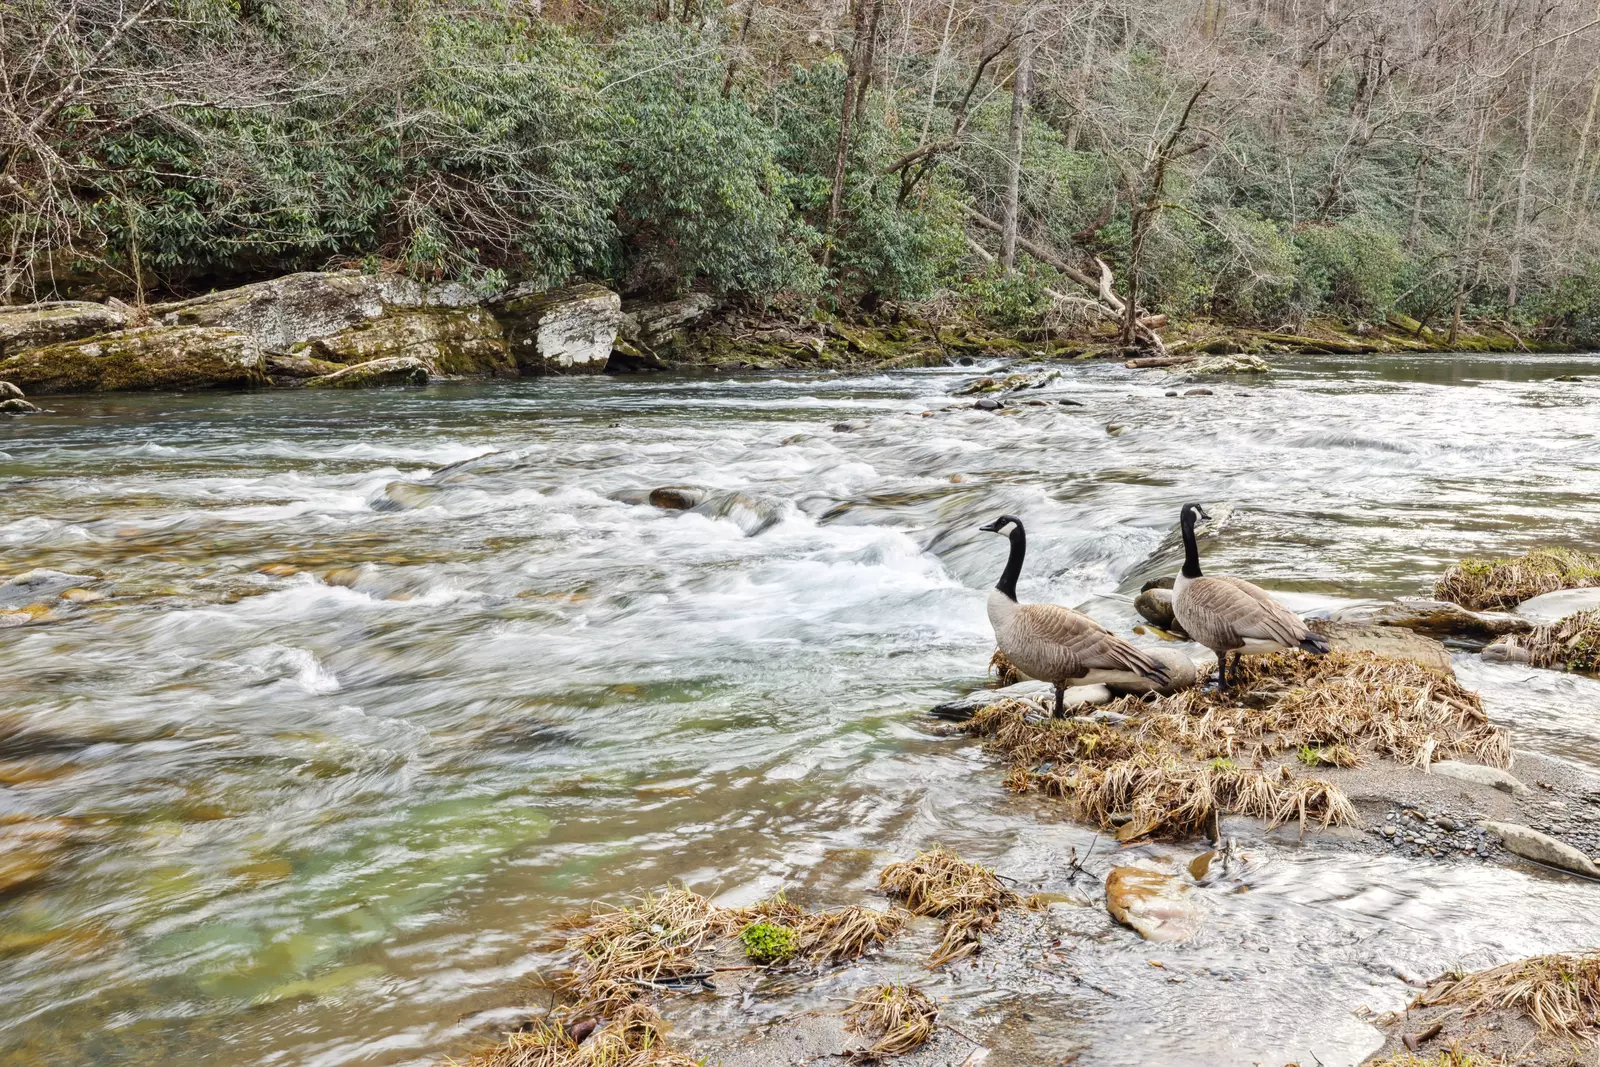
[
  {"left": 1180, "top": 509, "right": 1203, "bottom": 579},
  {"left": 996, "top": 522, "right": 1025, "bottom": 601}
]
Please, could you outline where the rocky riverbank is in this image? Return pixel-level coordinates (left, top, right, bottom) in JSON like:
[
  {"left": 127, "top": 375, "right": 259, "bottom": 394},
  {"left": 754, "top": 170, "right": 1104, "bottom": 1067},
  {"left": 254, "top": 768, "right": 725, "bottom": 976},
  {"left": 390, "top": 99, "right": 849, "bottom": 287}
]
[{"left": 0, "top": 271, "right": 1580, "bottom": 406}]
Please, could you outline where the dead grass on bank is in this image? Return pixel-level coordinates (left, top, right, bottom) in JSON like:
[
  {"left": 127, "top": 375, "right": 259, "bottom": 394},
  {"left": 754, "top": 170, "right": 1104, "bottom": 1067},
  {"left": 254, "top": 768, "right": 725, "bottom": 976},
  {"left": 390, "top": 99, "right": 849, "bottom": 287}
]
[
  {"left": 844, "top": 983, "right": 939, "bottom": 1059},
  {"left": 1417, "top": 952, "right": 1600, "bottom": 1041},
  {"left": 958, "top": 649, "right": 1509, "bottom": 841},
  {"left": 1363, "top": 1052, "right": 1496, "bottom": 1067},
  {"left": 989, "top": 648, "right": 1020, "bottom": 687},
  {"left": 1434, "top": 547, "right": 1600, "bottom": 611},
  {"left": 878, "top": 847, "right": 1020, "bottom": 966},
  {"left": 1492, "top": 609, "right": 1600, "bottom": 673},
  {"left": 462, "top": 888, "right": 903, "bottom": 1067}
]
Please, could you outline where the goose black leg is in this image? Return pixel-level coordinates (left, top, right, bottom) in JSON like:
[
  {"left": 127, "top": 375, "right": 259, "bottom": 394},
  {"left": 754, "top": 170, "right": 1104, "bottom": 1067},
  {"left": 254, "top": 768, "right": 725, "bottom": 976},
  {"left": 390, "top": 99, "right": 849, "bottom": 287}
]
[
  {"left": 1054, "top": 683, "right": 1066, "bottom": 719},
  {"left": 1217, "top": 653, "right": 1231, "bottom": 691}
]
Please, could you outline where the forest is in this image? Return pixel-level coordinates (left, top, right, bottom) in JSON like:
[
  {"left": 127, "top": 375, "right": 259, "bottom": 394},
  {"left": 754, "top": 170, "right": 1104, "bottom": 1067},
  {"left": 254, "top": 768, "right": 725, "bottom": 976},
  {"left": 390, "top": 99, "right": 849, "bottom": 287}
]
[{"left": 7, "top": 0, "right": 1600, "bottom": 344}]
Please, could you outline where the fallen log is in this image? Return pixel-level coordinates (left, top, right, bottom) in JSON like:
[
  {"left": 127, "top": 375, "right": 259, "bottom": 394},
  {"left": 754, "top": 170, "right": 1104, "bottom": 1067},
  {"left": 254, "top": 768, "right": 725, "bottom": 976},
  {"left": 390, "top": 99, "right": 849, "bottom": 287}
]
[{"left": 1125, "top": 354, "right": 1198, "bottom": 369}]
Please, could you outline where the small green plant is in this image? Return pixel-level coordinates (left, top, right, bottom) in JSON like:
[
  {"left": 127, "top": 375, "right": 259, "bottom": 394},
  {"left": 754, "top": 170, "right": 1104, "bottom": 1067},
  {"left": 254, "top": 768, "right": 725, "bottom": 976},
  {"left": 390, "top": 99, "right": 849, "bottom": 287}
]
[
  {"left": 1296, "top": 744, "right": 1322, "bottom": 767},
  {"left": 1208, "top": 756, "right": 1237, "bottom": 773},
  {"left": 739, "top": 921, "right": 798, "bottom": 964}
]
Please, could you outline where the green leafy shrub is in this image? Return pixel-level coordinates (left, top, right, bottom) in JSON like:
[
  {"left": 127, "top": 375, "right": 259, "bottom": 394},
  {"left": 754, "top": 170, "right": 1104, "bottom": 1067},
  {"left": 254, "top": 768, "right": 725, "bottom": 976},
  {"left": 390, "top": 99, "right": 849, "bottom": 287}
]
[{"left": 739, "top": 921, "right": 798, "bottom": 964}]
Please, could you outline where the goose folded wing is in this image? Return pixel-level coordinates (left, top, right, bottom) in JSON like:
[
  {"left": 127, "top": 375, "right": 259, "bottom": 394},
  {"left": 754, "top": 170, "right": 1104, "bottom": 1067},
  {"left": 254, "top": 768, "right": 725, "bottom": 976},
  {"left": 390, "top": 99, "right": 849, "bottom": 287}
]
[
  {"left": 1204, "top": 576, "right": 1311, "bottom": 646},
  {"left": 1014, "top": 604, "right": 1167, "bottom": 680}
]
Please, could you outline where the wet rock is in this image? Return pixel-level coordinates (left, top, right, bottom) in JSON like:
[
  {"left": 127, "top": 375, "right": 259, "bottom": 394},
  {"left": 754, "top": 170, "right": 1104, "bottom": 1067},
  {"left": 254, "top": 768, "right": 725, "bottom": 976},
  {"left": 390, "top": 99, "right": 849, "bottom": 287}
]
[
  {"left": 1058, "top": 398, "right": 1083, "bottom": 406},
  {"left": 0, "top": 381, "right": 23, "bottom": 399},
  {"left": 491, "top": 283, "right": 621, "bottom": 375},
  {"left": 0, "top": 325, "right": 267, "bottom": 394},
  {"left": 1336, "top": 597, "right": 1532, "bottom": 642},
  {"left": 1516, "top": 588, "right": 1600, "bottom": 623},
  {"left": 295, "top": 308, "right": 515, "bottom": 377},
  {"left": 648, "top": 486, "right": 707, "bottom": 511},
  {"left": 1133, "top": 587, "right": 1177, "bottom": 630},
  {"left": 929, "top": 681, "right": 1113, "bottom": 721},
  {"left": 1307, "top": 620, "right": 1453, "bottom": 674},
  {"left": 973, "top": 398, "right": 1003, "bottom": 411},
  {"left": 369, "top": 481, "right": 442, "bottom": 512},
  {"left": 265, "top": 352, "right": 344, "bottom": 380},
  {"left": 832, "top": 420, "right": 869, "bottom": 432},
  {"left": 1184, "top": 354, "right": 1271, "bottom": 375},
  {"left": 1430, "top": 761, "right": 1528, "bottom": 795},
  {"left": 1104, "top": 867, "right": 1204, "bottom": 943},
  {"left": 1480, "top": 821, "right": 1600, "bottom": 877},
  {"left": 305, "top": 356, "right": 429, "bottom": 389},
  {"left": 0, "top": 570, "right": 98, "bottom": 609},
  {"left": 1480, "top": 641, "right": 1534, "bottom": 665},
  {"left": 0, "top": 398, "right": 39, "bottom": 414},
  {"left": 150, "top": 271, "right": 477, "bottom": 351},
  {"left": 1105, "top": 423, "right": 1126, "bottom": 435},
  {"left": 687, "top": 491, "right": 784, "bottom": 536},
  {"left": 0, "top": 301, "right": 125, "bottom": 356},
  {"left": 1184, "top": 388, "right": 1213, "bottom": 396}
]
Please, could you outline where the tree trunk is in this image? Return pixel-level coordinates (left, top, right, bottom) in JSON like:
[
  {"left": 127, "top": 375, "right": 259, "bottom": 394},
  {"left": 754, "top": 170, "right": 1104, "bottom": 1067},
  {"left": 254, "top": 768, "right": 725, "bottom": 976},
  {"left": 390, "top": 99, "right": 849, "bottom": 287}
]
[
  {"left": 822, "top": 0, "right": 883, "bottom": 269},
  {"left": 1508, "top": 53, "right": 1539, "bottom": 309},
  {"left": 1000, "top": 27, "right": 1032, "bottom": 272}
]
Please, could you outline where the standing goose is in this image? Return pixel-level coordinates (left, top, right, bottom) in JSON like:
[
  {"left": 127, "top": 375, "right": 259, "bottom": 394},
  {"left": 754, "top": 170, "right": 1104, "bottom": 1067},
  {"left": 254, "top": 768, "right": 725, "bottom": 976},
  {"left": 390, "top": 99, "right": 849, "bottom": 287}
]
[
  {"left": 979, "top": 514, "right": 1171, "bottom": 718},
  {"left": 1171, "top": 502, "right": 1330, "bottom": 689}
]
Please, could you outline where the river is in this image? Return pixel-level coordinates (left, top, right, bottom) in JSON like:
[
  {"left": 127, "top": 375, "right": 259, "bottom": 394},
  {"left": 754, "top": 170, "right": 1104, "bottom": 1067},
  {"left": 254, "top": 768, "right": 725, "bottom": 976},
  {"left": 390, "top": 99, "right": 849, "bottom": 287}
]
[{"left": 3, "top": 353, "right": 1600, "bottom": 1067}]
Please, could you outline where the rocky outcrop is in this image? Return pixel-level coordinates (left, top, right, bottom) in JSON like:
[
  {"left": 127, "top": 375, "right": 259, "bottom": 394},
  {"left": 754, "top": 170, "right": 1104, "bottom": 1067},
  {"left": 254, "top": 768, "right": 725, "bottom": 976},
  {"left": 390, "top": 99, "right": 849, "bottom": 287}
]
[
  {"left": 151, "top": 271, "right": 478, "bottom": 352},
  {"left": 295, "top": 308, "right": 514, "bottom": 377},
  {"left": 1308, "top": 620, "right": 1453, "bottom": 674},
  {"left": 0, "top": 325, "right": 266, "bottom": 393},
  {"left": 0, "top": 301, "right": 125, "bottom": 357},
  {"left": 265, "top": 352, "right": 345, "bottom": 381},
  {"left": 305, "top": 356, "right": 429, "bottom": 389},
  {"left": 620, "top": 292, "right": 717, "bottom": 348},
  {"left": 1104, "top": 866, "right": 1204, "bottom": 943},
  {"left": 492, "top": 283, "right": 621, "bottom": 374}
]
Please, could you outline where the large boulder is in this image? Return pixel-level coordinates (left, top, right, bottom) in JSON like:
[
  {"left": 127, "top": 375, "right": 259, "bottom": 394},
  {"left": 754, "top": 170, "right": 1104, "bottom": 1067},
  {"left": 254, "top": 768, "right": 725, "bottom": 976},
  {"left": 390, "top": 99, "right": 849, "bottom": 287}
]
[
  {"left": 620, "top": 292, "right": 717, "bottom": 348},
  {"left": 151, "top": 271, "right": 479, "bottom": 352},
  {"left": 0, "top": 301, "right": 125, "bottom": 357},
  {"left": 305, "top": 356, "right": 429, "bottom": 389},
  {"left": 492, "top": 283, "right": 621, "bottom": 374},
  {"left": 295, "top": 308, "right": 514, "bottom": 377},
  {"left": 0, "top": 325, "right": 266, "bottom": 394}
]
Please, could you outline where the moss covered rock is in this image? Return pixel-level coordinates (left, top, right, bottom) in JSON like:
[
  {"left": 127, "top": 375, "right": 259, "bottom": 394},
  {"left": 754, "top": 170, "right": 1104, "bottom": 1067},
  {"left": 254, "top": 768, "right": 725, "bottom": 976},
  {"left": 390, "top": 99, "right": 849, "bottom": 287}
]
[
  {"left": 491, "top": 283, "right": 620, "bottom": 374},
  {"left": 297, "top": 308, "right": 514, "bottom": 377},
  {"left": 0, "top": 326, "right": 267, "bottom": 394},
  {"left": 305, "top": 356, "right": 429, "bottom": 389},
  {"left": 0, "top": 302, "right": 126, "bottom": 358}
]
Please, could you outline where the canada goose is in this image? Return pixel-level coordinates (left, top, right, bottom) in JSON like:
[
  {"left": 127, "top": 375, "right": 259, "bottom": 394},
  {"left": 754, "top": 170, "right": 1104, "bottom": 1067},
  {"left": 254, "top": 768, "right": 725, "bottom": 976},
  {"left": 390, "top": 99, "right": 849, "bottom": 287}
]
[
  {"left": 979, "top": 515, "right": 1171, "bottom": 717},
  {"left": 1171, "top": 503, "right": 1330, "bottom": 689}
]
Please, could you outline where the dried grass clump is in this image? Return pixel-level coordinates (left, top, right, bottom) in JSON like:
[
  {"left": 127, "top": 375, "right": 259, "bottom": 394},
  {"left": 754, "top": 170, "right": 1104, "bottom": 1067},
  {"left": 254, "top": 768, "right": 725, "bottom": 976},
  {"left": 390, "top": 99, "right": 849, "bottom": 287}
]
[
  {"left": 1434, "top": 547, "right": 1600, "bottom": 611},
  {"left": 458, "top": 1003, "right": 698, "bottom": 1067},
  {"left": 1068, "top": 752, "right": 1358, "bottom": 840},
  {"left": 1143, "top": 650, "right": 1509, "bottom": 769},
  {"left": 1493, "top": 609, "right": 1600, "bottom": 673},
  {"left": 1363, "top": 1052, "right": 1491, "bottom": 1067},
  {"left": 795, "top": 906, "right": 905, "bottom": 965},
  {"left": 565, "top": 888, "right": 743, "bottom": 1014},
  {"left": 878, "top": 847, "right": 1018, "bottom": 965},
  {"left": 1417, "top": 952, "right": 1600, "bottom": 1040},
  {"left": 989, "top": 648, "right": 1020, "bottom": 687},
  {"left": 844, "top": 983, "right": 939, "bottom": 1059},
  {"left": 961, "top": 699, "right": 1145, "bottom": 771}
]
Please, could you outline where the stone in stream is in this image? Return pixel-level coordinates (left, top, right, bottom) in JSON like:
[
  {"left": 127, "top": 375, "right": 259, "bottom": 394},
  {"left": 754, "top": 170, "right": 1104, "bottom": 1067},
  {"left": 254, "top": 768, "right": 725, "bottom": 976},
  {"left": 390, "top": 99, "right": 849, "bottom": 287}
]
[
  {"left": 0, "top": 381, "right": 24, "bottom": 399},
  {"left": 1331, "top": 596, "right": 1531, "bottom": 643},
  {"left": 1479, "top": 821, "right": 1600, "bottom": 878},
  {"left": 1104, "top": 866, "right": 1205, "bottom": 943},
  {"left": 0, "top": 398, "right": 39, "bottom": 414},
  {"left": 1103, "top": 645, "right": 1200, "bottom": 697},
  {"left": 1183, "top": 354, "right": 1270, "bottom": 375},
  {"left": 1516, "top": 588, "right": 1600, "bottom": 624},
  {"left": 929, "top": 680, "right": 1113, "bottom": 721},
  {"left": 620, "top": 292, "right": 716, "bottom": 348},
  {"left": 491, "top": 283, "right": 621, "bottom": 374},
  {"left": 0, "top": 301, "right": 126, "bottom": 356},
  {"left": 973, "top": 398, "right": 1003, "bottom": 411},
  {"left": 1, "top": 570, "right": 100, "bottom": 610},
  {"left": 305, "top": 356, "right": 429, "bottom": 389},
  {"left": 687, "top": 491, "right": 783, "bottom": 536},
  {"left": 1307, "top": 620, "right": 1453, "bottom": 674},
  {"left": 369, "top": 481, "right": 442, "bottom": 512},
  {"left": 0, "top": 325, "right": 268, "bottom": 394},
  {"left": 648, "top": 486, "right": 707, "bottom": 511},
  {"left": 1428, "top": 760, "right": 1528, "bottom": 795},
  {"left": 1133, "top": 587, "right": 1178, "bottom": 631}
]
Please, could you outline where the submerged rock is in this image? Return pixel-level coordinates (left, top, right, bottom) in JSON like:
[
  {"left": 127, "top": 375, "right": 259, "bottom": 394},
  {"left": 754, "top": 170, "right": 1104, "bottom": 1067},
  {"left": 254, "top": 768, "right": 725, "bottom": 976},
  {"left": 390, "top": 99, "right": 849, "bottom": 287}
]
[
  {"left": 1, "top": 570, "right": 99, "bottom": 609},
  {"left": 296, "top": 308, "right": 515, "bottom": 377},
  {"left": 648, "top": 486, "right": 707, "bottom": 511},
  {"left": 929, "top": 680, "right": 1113, "bottom": 721},
  {"left": 369, "top": 481, "right": 442, "bottom": 512},
  {"left": 1480, "top": 821, "right": 1600, "bottom": 877},
  {"left": 305, "top": 356, "right": 429, "bottom": 389},
  {"left": 0, "top": 398, "right": 39, "bottom": 415},
  {"left": 1104, "top": 866, "right": 1204, "bottom": 943},
  {"left": 492, "top": 283, "right": 621, "bottom": 374},
  {"left": 687, "top": 491, "right": 783, "bottom": 535},
  {"left": 0, "top": 301, "right": 125, "bottom": 356},
  {"left": 0, "top": 325, "right": 267, "bottom": 394}
]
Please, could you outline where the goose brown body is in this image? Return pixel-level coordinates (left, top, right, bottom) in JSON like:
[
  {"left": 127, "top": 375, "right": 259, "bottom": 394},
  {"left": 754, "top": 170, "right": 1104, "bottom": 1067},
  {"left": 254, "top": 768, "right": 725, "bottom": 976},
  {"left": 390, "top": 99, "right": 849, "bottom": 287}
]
[{"left": 978, "top": 514, "right": 1169, "bottom": 715}]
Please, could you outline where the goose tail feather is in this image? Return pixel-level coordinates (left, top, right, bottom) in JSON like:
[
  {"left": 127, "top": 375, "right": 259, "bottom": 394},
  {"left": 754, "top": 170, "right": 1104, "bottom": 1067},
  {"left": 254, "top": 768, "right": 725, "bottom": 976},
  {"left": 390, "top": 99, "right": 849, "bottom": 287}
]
[{"left": 1299, "top": 632, "right": 1331, "bottom": 655}]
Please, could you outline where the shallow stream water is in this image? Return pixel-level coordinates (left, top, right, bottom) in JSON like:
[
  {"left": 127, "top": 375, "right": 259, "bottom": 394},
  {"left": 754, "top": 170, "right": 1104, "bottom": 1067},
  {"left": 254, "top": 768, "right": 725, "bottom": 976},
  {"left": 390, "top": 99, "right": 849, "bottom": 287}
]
[{"left": 3, "top": 353, "right": 1600, "bottom": 1067}]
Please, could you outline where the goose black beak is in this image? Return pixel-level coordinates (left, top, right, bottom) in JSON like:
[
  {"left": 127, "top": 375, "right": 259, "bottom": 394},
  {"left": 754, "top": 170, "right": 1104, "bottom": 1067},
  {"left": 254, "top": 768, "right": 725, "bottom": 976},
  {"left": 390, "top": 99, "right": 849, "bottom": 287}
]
[{"left": 978, "top": 519, "right": 1004, "bottom": 533}]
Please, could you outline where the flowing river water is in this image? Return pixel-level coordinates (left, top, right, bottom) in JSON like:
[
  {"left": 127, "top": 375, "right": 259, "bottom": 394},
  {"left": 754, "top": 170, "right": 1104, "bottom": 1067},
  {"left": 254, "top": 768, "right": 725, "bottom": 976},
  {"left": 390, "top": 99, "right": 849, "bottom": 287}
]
[{"left": 4, "top": 353, "right": 1600, "bottom": 1067}]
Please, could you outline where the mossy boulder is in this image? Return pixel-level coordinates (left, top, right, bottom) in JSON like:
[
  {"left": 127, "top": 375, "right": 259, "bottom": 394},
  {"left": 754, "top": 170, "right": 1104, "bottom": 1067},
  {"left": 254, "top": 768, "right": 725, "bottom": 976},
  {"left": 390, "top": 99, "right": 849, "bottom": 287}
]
[
  {"left": 295, "top": 308, "right": 514, "bottom": 377},
  {"left": 0, "top": 301, "right": 126, "bottom": 358},
  {"left": 0, "top": 325, "right": 267, "bottom": 394},
  {"left": 491, "top": 283, "right": 621, "bottom": 374},
  {"left": 150, "top": 271, "right": 479, "bottom": 352},
  {"left": 304, "top": 356, "right": 429, "bottom": 389}
]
